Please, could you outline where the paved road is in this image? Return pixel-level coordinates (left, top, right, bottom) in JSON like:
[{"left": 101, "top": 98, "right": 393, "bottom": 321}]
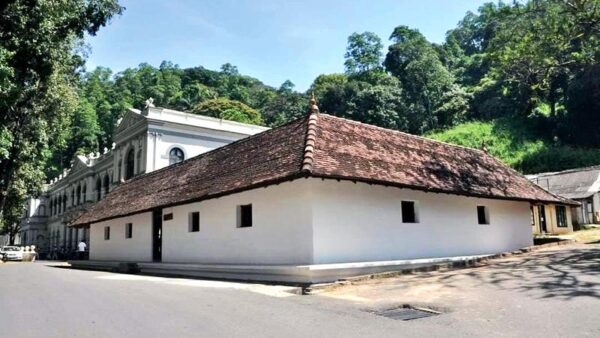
[{"left": 1, "top": 244, "right": 599, "bottom": 337}]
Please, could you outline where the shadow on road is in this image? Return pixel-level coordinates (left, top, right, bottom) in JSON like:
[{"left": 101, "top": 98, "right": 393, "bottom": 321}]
[{"left": 433, "top": 246, "right": 600, "bottom": 300}]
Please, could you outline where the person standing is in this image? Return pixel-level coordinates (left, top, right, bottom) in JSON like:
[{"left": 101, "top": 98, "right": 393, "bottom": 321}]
[{"left": 77, "top": 240, "right": 87, "bottom": 260}]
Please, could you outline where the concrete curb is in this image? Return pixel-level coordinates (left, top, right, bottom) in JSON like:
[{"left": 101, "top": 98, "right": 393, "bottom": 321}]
[{"left": 306, "top": 239, "right": 576, "bottom": 294}]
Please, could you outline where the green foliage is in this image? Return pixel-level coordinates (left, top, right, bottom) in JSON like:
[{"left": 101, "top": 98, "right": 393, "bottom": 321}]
[
  {"left": 428, "top": 118, "right": 600, "bottom": 174},
  {"left": 0, "top": 0, "right": 122, "bottom": 243},
  {"left": 344, "top": 32, "right": 384, "bottom": 75},
  {"left": 192, "top": 98, "right": 262, "bottom": 125}
]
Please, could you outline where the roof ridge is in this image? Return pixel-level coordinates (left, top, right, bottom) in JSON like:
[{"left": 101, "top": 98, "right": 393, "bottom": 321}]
[
  {"left": 301, "top": 113, "right": 319, "bottom": 173},
  {"left": 319, "top": 113, "right": 488, "bottom": 155}
]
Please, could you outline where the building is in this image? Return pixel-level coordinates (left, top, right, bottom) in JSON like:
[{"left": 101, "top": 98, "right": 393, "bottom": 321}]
[
  {"left": 72, "top": 102, "right": 563, "bottom": 283},
  {"left": 18, "top": 102, "right": 268, "bottom": 255},
  {"left": 528, "top": 166, "right": 600, "bottom": 227}
]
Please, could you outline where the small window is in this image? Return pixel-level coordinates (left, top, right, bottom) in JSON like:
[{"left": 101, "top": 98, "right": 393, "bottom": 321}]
[
  {"left": 556, "top": 206, "right": 568, "bottom": 228},
  {"left": 163, "top": 213, "right": 173, "bottom": 221},
  {"left": 104, "top": 226, "right": 110, "bottom": 240},
  {"left": 169, "top": 148, "right": 185, "bottom": 165},
  {"left": 477, "top": 206, "right": 489, "bottom": 225},
  {"left": 125, "top": 223, "right": 133, "bottom": 238},
  {"left": 237, "top": 204, "right": 253, "bottom": 228},
  {"left": 189, "top": 212, "right": 200, "bottom": 232},
  {"left": 401, "top": 201, "right": 417, "bottom": 223}
]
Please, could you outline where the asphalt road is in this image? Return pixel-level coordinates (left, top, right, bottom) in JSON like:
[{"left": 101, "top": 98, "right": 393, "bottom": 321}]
[{"left": 1, "top": 244, "right": 600, "bottom": 338}]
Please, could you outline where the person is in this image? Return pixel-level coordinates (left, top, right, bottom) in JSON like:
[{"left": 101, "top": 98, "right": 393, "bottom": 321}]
[{"left": 77, "top": 240, "right": 87, "bottom": 260}]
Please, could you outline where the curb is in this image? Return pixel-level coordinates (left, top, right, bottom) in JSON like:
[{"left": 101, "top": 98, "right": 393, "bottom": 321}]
[{"left": 306, "top": 239, "right": 576, "bottom": 294}]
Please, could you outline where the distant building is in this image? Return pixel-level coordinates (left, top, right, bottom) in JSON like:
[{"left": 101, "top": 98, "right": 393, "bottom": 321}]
[
  {"left": 73, "top": 105, "right": 563, "bottom": 283},
  {"left": 528, "top": 166, "right": 600, "bottom": 228},
  {"left": 18, "top": 105, "right": 268, "bottom": 255}
]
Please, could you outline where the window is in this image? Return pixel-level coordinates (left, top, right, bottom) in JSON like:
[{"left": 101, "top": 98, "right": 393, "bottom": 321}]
[
  {"left": 82, "top": 184, "right": 87, "bottom": 204},
  {"left": 76, "top": 185, "right": 81, "bottom": 205},
  {"left": 103, "top": 174, "right": 110, "bottom": 195},
  {"left": 118, "top": 160, "right": 122, "bottom": 181},
  {"left": 62, "top": 194, "right": 67, "bottom": 213},
  {"left": 104, "top": 226, "right": 110, "bottom": 240},
  {"left": 401, "top": 201, "right": 417, "bottom": 223},
  {"left": 556, "top": 206, "right": 568, "bottom": 228},
  {"left": 237, "top": 204, "right": 253, "bottom": 228},
  {"left": 96, "top": 178, "right": 102, "bottom": 201},
  {"left": 125, "top": 148, "right": 135, "bottom": 180},
  {"left": 477, "top": 206, "right": 489, "bottom": 224},
  {"left": 189, "top": 212, "right": 200, "bottom": 232},
  {"left": 125, "top": 223, "right": 133, "bottom": 238},
  {"left": 169, "top": 147, "right": 185, "bottom": 165},
  {"left": 530, "top": 206, "right": 535, "bottom": 226}
]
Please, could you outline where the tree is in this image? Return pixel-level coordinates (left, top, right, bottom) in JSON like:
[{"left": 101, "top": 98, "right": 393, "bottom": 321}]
[
  {"left": 192, "top": 98, "right": 263, "bottom": 125},
  {"left": 344, "top": 32, "right": 384, "bottom": 76},
  {"left": 384, "top": 26, "right": 460, "bottom": 132},
  {"left": 0, "top": 0, "right": 122, "bottom": 243}
]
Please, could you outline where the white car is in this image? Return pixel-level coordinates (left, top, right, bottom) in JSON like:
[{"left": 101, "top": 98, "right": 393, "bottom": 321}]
[{"left": 0, "top": 246, "right": 23, "bottom": 261}]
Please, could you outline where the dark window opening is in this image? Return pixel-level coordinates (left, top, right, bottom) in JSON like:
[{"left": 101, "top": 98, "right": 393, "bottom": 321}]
[
  {"left": 401, "top": 201, "right": 417, "bottom": 223},
  {"left": 163, "top": 213, "right": 173, "bottom": 221},
  {"left": 169, "top": 148, "right": 185, "bottom": 165},
  {"left": 104, "top": 226, "right": 110, "bottom": 240},
  {"left": 82, "top": 184, "right": 86, "bottom": 204},
  {"left": 103, "top": 175, "right": 110, "bottom": 195},
  {"left": 125, "top": 223, "right": 133, "bottom": 238},
  {"left": 556, "top": 206, "right": 568, "bottom": 228},
  {"left": 96, "top": 178, "right": 102, "bottom": 201},
  {"left": 76, "top": 185, "right": 81, "bottom": 205},
  {"left": 189, "top": 212, "right": 200, "bottom": 232},
  {"left": 125, "top": 149, "right": 135, "bottom": 180},
  {"left": 238, "top": 204, "right": 253, "bottom": 228},
  {"left": 477, "top": 206, "right": 489, "bottom": 225}
]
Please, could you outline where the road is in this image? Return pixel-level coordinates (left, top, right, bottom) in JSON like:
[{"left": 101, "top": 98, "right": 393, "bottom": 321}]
[{"left": 1, "top": 243, "right": 600, "bottom": 337}]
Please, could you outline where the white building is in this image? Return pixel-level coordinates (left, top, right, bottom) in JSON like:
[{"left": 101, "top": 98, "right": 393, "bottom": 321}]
[
  {"left": 73, "top": 105, "right": 563, "bottom": 283},
  {"left": 19, "top": 104, "right": 268, "bottom": 255}
]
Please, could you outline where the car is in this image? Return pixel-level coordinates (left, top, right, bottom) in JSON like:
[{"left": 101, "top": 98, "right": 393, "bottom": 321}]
[{"left": 0, "top": 246, "right": 23, "bottom": 261}]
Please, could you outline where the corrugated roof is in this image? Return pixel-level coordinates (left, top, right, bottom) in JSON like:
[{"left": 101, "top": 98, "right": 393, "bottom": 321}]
[
  {"left": 527, "top": 166, "right": 600, "bottom": 200},
  {"left": 73, "top": 113, "right": 564, "bottom": 226}
]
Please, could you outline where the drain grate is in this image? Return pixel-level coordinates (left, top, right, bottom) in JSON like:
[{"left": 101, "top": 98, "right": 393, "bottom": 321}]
[{"left": 373, "top": 305, "right": 440, "bottom": 321}]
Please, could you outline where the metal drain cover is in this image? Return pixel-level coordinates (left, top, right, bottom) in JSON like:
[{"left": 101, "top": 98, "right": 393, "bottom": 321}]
[{"left": 374, "top": 306, "right": 440, "bottom": 321}]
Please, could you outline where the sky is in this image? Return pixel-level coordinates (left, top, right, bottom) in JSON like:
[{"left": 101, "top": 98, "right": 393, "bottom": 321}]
[{"left": 85, "top": 0, "right": 490, "bottom": 91}]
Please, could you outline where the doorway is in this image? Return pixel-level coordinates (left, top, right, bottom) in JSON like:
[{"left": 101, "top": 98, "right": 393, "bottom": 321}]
[
  {"left": 538, "top": 205, "right": 547, "bottom": 233},
  {"left": 152, "top": 209, "right": 162, "bottom": 262}
]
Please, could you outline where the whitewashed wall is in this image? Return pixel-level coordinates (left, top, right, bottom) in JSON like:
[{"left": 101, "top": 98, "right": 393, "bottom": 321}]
[
  {"left": 89, "top": 212, "right": 152, "bottom": 261},
  {"left": 310, "top": 179, "right": 533, "bottom": 264},
  {"left": 88, "top": 178, "right": 534, "bottom": 265},
  {"left": 162, "top": 180, "right": 313, "bottom": 264}
]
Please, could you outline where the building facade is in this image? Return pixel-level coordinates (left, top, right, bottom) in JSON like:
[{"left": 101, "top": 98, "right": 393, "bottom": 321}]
[
  {"left": 18, "top": 104, "right": 268, "bottom": 256},
  {"left": 73, "top": 111, "right": 564, "bottom": 283}
]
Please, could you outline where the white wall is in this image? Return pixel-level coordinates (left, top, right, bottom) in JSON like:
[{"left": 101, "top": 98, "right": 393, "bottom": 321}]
[
  {"left": 90, "top": 212, "right": 153, "bottom": 262},
  {"left": 162, "top": 180, "right": 313, "bottom": 264},
  {"left": 87, "top": 178, "right": 534, "bottom": 266},
  {"left": 310, "top": 179, "right": 533, "bottom": 264}
]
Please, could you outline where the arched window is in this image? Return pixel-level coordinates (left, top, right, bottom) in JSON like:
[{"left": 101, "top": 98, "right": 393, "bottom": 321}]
[
  {"left": 96, "top": 177, "right": 102, "bottom": 201},
  {"left": 76, "top": 185, "right": 81, "bottom": 205},
  {"left": 63, "top": 193, "right": 67, "bottom": 212},
  {"left": 71, "top": 189, "right": 75, "bottom": 207},
  {"left": 82, "top": 184, "right": 87, "bottom": 204},
  {"left": 136, "top": 150, "right": 142, "bottom": 174},
  {"left": 103, "top": 174, "right": 110, "bottom": 195},
  {"left": 169, "top": 147, "right": 185, "bottom": 165},
  {"left": 118, "top": 160, "right": 122, "bottom": 181},
  {"left": 39, "top": 205, "right": 46, "bottom": 216},
  {"left": 125, "top": 148, "right": 135, "bottom": 180}
]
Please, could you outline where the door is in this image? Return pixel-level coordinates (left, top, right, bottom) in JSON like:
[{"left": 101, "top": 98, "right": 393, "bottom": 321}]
[
  {"left": 152, "top": 209, "right": 162, "bottom": 262},
  {"left": 538, "top": 205, "right": 547, "bottom": 233}
]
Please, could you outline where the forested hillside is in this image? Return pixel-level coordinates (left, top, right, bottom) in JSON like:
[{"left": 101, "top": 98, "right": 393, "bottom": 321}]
[
  {"left": 1, "top": 0, "right": 600, "bottom": 236},
  {"left": 68, "top": 0, "right": 600, "bottom": 177}
]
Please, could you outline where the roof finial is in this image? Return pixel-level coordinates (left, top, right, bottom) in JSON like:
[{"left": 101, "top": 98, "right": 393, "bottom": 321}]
[{"left": 309, "top": 92, "right": 319, "bottom": 115}]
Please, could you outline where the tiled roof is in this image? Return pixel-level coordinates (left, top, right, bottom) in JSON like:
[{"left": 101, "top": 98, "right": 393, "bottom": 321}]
[{"left": 73, "top": 113, "right": 564, "bottom": 226}]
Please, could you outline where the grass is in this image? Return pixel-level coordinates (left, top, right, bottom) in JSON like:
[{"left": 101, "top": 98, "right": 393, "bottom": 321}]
[
  {"left": 566, "top": 228, "right": 600, "bottom": 244},
  {"left": 427, "top": 118, "right": 600, "bottom": 174}
]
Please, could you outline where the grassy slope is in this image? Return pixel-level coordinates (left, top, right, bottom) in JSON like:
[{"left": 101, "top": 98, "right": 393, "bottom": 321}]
[{"left": 427, "top": 119, "right": 600, "bottom": 174}]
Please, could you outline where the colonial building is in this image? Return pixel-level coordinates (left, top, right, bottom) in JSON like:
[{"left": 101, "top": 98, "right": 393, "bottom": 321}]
[
  {"left": 72, "top": 102, "right": 563, "bottom": 283},
  {"left": 18, "top": 102, "right": 268, "bottom": 255},
  {"left": 528, "top": 166, "right": 600, "bottom": 228}
]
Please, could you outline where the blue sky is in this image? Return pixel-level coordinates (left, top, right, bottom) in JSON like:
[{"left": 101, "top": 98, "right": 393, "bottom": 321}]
[{"left": 86, "top": 0, "right": 489, "bottom": 91}]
